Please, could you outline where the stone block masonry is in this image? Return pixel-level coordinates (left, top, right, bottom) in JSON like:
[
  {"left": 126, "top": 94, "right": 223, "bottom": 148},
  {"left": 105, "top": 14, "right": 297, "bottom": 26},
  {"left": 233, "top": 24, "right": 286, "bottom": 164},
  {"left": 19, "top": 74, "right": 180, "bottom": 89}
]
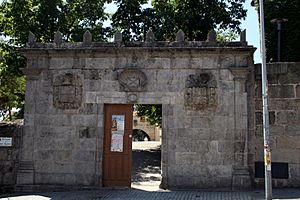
[
  {"left": 14, "top": 29, "right": 258, "bottom": 191},
  {"left": 0, "top": 122, "right": 22, "bottom": 193},
  {"left": 253, "top": 62, "right": 300, "bottom": 188}
]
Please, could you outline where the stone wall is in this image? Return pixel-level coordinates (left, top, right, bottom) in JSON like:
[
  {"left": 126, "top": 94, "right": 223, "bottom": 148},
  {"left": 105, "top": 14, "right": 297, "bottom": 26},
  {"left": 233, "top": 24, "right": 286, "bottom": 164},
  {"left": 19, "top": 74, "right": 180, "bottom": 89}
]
[
  {"left": 0, "top": 122, "right": 22, "bottom": 192},
  {"left": 253, "top": 62, "right": 300, "bottom": 187},
  {"left": 17, "top": 30, "right": 256, "bottom": 190}
]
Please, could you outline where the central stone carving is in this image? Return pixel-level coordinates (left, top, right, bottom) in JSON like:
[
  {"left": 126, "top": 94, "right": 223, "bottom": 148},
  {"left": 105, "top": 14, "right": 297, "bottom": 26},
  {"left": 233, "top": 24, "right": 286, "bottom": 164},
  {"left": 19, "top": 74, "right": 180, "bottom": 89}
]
[
  {"left": 53, "top": 73, "right": 82, "bottom": 109},
  {"left": 118, "top": 69, "right": 147, "bottom": 92},
  {"left": 185, "top": 73, "right": 217, "bottom": 110}
]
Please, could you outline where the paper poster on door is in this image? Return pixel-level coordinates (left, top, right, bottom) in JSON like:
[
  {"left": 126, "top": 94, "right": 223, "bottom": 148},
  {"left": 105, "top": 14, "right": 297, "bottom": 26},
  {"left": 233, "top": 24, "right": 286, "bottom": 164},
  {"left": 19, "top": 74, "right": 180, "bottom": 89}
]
[{"left": 111, "top": 115, "right": 125, "bottom": 152}]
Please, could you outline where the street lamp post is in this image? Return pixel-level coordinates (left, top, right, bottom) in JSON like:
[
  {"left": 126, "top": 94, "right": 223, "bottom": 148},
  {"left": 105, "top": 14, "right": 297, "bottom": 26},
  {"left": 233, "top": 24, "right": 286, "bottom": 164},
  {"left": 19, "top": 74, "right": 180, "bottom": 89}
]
[
  {"left": 271, "top": 18, "right": 288, "bottom": 62},
  {"left": 259, "top": 1, "right": 272, "bottom": 200}
]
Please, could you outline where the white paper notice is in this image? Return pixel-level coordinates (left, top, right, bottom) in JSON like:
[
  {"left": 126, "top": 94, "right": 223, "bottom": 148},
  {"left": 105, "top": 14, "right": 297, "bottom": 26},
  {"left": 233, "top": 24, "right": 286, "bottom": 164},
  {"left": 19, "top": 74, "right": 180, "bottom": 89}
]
[
  {"left": 111, "top": 115, "right": 125, "bottom": 152},
  {"left": 0, "top": 137, "right": 13, "bottom": 147}
]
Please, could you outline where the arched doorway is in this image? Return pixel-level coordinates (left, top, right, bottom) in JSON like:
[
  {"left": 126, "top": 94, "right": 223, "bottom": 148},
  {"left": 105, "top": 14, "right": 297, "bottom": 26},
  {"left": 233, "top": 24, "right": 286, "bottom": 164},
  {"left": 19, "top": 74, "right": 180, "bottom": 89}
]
[{"left": 132, "top": 129, "right": 151, "bottom": 141}]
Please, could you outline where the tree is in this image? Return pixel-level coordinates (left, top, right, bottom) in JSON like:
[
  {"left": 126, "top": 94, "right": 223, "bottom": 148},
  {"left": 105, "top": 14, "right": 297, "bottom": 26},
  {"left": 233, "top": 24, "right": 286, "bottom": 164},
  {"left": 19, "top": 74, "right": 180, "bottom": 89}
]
[
  {"left": 0, "top": 0, "right": 111, "bottom": 44},
  {"left": 153, "top": 0, "right": 247, "bottom": 40},
  {"left": 0, "top": 0, "right": 110, "bottom": 120},
  {"left": 251, "top": 0, "right": 300, "bottom": 62},
  {"left": 111, "top": 0, "right": 162, "bottom": 41},
  {"left": 216, "top": 30, "right": 238, "bottom": 42},
  {"left": 135, "top": 105, "right": 162, "bottom": 127},
  {"left": 111, "top": 0, "right": 247, "bottom": 41},
  {"left": 0, "top": 42, "right": 26, "bottom": 120}
]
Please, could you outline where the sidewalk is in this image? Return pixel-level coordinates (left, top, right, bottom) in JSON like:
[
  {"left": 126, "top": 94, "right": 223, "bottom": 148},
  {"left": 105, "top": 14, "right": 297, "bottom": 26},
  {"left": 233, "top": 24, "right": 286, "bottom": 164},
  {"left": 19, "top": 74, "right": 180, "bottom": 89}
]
[
  {"left": 1, "top": 188, "right": 300, "bottom": 200},
  {"left": 2, "top": 142, "right": 299, "bottom": 199}
]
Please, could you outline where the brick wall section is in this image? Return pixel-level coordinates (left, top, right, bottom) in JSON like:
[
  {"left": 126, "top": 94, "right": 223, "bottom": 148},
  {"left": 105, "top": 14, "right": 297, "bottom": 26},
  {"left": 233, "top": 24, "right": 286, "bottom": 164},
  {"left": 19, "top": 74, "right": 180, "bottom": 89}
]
[
  {"left": 253, "top": 62, "right": 300, "bottom": 187},
  {"left": 0, "top": 122, "right": 22, "bottom": 192}
]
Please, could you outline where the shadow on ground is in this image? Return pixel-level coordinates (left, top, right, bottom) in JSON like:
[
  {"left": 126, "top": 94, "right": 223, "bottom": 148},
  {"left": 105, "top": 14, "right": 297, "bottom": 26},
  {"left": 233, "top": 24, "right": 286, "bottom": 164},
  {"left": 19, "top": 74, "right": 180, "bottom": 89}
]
[{"left": 132, "top": 148, "right": 161, "bottom": 183}]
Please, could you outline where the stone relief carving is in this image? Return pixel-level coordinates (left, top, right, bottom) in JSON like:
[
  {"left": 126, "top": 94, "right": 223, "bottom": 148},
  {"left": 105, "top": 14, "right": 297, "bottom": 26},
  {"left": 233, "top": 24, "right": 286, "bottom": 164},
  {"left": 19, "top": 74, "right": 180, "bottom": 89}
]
[
  {"left": 53, "top": 73, "right": 83, "bottom": 109},
  {"left": 185, "top": 73, "right": 217, "bottom": 110},
  {"left": 118, "top": 69, "right": 147, "bottom": 92},
  {"left": 127, "top": 93, "right": 138, "bottom": 103}
]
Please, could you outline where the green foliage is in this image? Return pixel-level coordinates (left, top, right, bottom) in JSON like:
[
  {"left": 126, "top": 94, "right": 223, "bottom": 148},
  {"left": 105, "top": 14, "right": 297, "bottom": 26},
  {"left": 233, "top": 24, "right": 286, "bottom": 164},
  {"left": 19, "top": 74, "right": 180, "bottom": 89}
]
[
  {"left": 0, "top": 42, "right": 26, "bottom": 120},
  {"left": 0, "top": 0, "right": 111, "bottom": 44},
  {"left": 252, "top": 0, "right": 300, "bottom": 62},
  {"left": 111, "top": 0, "right": 162, "bottom": 41},
  {"left": 152, "top": 0, "right": 246, "bottom": 41},
  {"left": 111, "top": 0, "right": 246, "bottom": 41},
  {"left": 0, "top": 0, "right": 111, "bottom": 120},
  {"left": 216, "top": 30, "right": 238, "bottom": 42},
  {"left": 135, "top": 105, "right": 162, "bottom": 127}
]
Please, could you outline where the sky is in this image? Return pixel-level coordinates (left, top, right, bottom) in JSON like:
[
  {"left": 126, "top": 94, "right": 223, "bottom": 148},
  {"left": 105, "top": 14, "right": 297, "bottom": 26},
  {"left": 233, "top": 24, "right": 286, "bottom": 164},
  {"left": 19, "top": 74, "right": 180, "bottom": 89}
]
[{"left": 0, "top": 0, "right": 261, "bottom": 63}]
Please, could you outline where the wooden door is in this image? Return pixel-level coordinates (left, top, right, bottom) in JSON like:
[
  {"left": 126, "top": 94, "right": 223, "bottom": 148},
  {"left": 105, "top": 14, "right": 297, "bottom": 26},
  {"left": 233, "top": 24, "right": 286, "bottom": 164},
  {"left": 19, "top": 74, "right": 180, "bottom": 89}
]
[{"left": 103, "top": 104, "right": 133, "bottom": 187}]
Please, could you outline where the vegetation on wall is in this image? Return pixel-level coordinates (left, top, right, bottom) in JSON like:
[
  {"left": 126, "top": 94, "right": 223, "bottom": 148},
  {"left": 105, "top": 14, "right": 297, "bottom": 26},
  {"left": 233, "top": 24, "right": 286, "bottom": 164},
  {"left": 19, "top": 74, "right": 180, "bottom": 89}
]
[{"left": 252, "top": 0, "right": 300, "bottom": 62}]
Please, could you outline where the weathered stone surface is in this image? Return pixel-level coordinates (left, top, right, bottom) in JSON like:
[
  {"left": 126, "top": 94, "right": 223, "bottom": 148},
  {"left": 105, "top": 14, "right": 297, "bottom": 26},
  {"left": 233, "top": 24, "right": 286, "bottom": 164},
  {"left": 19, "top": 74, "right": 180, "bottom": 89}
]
[
  {"left": 27, "top": 31, "right": 36, "bottom": 47},
  {"left": 253, "top": 62, "right": 300, "bottom": 188},
  {"left": 146, "top": 28, "right": 155, "bottom": 43},
  {"left": 83, "top": 30, "right": 92, "bottom": 46},
  {"left": 0, "top": 123, "right": 22, "bottom": 190},
  {"left": 118, "top": 68, "right": 147, "bottom": 92},
  {"left": 176, "top": 29, "right": 185, "bottom": 42},
  {"left": 185, "top": 73, "right": 217, "bottom": 110},
  {"left": 53, "top": 73, "right": 83, "bottom": 109},
  {"left": 255, "top": 111, "right": 275, "bottom": 125},
  {"left": 17, "top": 36, "right": 260, "bottom": 190},
  {"left": 54, "top": 31, "right": 63, "bottom": 45},
  {"left": 296, "top": 85, "right": 300, "bottom": 98},
  {"left": 268, "top": 85, "right": 295, "bottom": 98},
  {"left": 206, "top": 29, "right": 216, "bottom": 42},
  {"left": 240, "top": 29, "right": 246, "bottom": 42},
  {"left": 114, "top": 32, "right": 122, "bottom": 44}
]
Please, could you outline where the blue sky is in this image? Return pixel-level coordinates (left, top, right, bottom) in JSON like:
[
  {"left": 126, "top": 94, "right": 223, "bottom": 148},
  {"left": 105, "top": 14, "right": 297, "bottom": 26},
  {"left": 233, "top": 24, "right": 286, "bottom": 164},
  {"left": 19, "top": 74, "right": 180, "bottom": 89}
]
[{"left": 240, "top": 0, "right": 260, "bottom": 63}]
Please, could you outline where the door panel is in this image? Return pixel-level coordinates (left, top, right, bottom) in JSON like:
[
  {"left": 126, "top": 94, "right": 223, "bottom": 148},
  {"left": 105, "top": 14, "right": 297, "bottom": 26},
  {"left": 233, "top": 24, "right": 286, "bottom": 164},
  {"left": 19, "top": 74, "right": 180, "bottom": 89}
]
[{"left": 103, "top": 104, "right": 133, "bottom": 187}]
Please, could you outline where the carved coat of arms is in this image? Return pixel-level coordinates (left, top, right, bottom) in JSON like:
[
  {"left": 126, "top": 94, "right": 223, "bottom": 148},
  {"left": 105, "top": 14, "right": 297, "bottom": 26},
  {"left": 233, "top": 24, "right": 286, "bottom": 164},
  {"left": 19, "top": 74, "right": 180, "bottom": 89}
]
[
  {"left": 118, "top": 69, "right": 147, "bottom": 92},
  {"left": 53, "top": 73, "right": 82, "bottom": 109},
  {"left": 185, "top": 73, "right": 217, "bottom": 110}
]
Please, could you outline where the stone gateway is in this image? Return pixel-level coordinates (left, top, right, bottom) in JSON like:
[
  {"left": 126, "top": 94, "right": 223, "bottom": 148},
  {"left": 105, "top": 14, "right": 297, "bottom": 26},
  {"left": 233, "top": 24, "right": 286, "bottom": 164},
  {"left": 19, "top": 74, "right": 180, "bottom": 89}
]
[{"left": 8, "top": 30, "right": 299, "bottom": 191}]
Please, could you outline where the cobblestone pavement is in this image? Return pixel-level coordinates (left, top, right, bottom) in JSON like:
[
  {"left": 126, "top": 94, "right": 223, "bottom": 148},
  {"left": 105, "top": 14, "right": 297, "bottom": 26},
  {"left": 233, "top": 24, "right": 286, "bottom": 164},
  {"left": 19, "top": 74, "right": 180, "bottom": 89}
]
[
  {"left": 2, "top": 188, "right": 300, "bottom": 200},
  {"left": 2, "top": 142, "right": 300, "bottom": 199}
]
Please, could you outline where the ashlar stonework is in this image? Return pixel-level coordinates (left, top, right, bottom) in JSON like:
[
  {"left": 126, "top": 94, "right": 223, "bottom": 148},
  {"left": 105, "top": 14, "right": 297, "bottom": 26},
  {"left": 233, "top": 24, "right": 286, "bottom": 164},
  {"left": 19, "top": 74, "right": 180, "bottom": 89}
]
[
  {"left": 16, "top": 30, "right": 258, "bottom": 191},
  {"left": 185, "top": 73, "right": 217, "bottom": 110},
  {"left": 53, "top": 73, "right": 83, "bottom": 109}
]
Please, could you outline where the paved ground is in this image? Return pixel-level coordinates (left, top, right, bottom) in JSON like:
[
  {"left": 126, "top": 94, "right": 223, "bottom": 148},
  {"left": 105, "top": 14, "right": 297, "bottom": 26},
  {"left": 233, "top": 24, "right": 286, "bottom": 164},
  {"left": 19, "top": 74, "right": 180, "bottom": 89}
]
[
  {"left": 2, "top": 188, "right": 300, "bottom": 200},
  {"left": 2, "top": 142, "right": 300, "bottom": 199},
  {"left": 132, "top": 141, "right": 161, "bottom": 188}
]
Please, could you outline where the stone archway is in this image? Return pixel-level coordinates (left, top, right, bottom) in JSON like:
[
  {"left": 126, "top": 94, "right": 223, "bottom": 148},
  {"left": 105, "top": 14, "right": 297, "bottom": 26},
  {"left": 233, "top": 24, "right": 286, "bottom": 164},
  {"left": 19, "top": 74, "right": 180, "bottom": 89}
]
[{"left": 132, "top": 129, "right": 151, "bottom": 141}]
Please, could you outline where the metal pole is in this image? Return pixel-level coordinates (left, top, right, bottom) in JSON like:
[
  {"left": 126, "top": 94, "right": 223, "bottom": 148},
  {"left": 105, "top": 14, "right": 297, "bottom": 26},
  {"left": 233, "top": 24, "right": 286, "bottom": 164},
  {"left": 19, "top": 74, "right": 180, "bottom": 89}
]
[
  {"left": 277, "top": 22, "right": 281, "bottom": 62},
  {"left": 259, "top": 1, "right": 272, "bottom": 199}
]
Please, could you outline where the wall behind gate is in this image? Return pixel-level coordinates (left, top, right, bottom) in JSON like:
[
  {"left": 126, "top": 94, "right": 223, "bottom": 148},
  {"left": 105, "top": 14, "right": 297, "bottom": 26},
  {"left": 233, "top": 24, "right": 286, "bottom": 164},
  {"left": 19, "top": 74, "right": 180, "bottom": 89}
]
[
  {"left": 0, "top": 122, "right": 22, "bottom": 192},
  {"left": 253, "top": 62, "right": 300, "bottom": 187}
]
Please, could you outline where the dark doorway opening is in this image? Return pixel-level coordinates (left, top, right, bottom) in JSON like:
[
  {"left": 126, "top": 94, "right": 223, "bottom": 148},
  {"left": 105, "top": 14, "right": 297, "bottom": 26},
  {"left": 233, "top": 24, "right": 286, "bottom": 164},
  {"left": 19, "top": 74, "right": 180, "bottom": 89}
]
[{"left": 132, "top": 129, "right": 151, "bottom": 141}]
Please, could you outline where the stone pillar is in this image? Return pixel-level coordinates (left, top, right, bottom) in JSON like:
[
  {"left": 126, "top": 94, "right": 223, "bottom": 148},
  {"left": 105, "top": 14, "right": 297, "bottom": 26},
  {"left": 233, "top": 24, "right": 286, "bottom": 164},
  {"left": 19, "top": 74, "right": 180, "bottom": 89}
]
[
  {"left": 229, "top": 67, "right": 252, "bottom": 190},
  {"left": 16, "top": 65, "right": 43, "bottom": 187},
  {"left": 160, "top": 104, "right": 174, "bottom": 189}
]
